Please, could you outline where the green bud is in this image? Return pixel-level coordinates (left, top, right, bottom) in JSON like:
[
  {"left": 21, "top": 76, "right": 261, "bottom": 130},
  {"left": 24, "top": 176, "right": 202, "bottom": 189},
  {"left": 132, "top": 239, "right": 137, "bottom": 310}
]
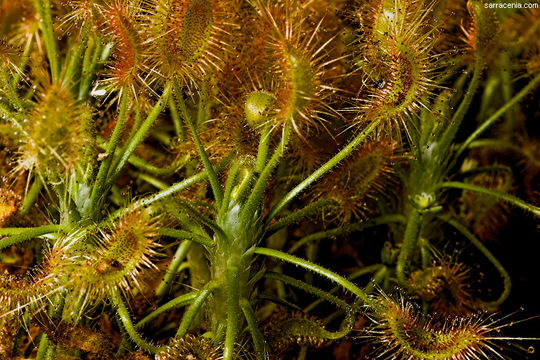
[{"left": 245, "top": 91, "right": 275, "bottom": 129}]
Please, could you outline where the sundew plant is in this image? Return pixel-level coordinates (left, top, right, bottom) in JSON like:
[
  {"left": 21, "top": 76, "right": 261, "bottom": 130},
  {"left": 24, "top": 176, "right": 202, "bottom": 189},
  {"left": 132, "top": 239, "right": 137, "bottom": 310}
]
[{"left": 1, "top": 0, "right": 540, "bottom": 359}]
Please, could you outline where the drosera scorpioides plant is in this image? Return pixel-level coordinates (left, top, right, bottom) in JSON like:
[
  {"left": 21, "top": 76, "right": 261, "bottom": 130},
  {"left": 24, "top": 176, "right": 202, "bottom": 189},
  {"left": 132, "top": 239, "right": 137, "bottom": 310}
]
[{"left": 1, "top": 0, "right": 540, "bottom": 359}]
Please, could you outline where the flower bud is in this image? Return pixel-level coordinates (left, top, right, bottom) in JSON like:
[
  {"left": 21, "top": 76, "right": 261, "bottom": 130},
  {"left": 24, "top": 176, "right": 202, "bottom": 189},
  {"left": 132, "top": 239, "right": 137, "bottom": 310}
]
[{"left": 245, "top": 91, "right": 276, "bottom": 129}]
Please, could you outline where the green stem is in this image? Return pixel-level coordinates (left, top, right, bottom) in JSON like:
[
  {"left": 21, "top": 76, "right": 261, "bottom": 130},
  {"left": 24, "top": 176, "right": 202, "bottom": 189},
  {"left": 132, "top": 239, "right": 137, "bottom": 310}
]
[
  {"left": 348, "top": 264, "right": 386, "bottom": 282},
  {"left": 11, "top": 311, "right": 30, "bottom": 357},
  {"left": 89, "top": 89, "right": 129, "bottom": 218},
  {"left": 280, "top": 311, "right": 354, "bottom": 350},
  {"left": 136, "top": 292, "right": 198, "bottom": 329},
  {"left": 136, "top": 172, "right": 169, "bottom": 190},
  {"left": 33, "top": 0, "right": 59, "bottom": 82},
  {"left": 166, "top": 204, "right": 211, "bottom": 237},
  {"left": 396, "top": 210, "right": 423, "bottom": 287},
  {"left": 79, "top": 36, "right": 101, "bottom": 100},
  {"left": 419, "top": 237, "right": 431, "bottom": 269},
  {"left": 169, "top": 96, "right": 185, "bottom": 140},
  {"left": 240, "top": 298, "right": 268, "bottom": 360},
  {"left": 220, "top": 160, "right": 243, "bottom": 215},
  {"left": 265, "top": 271, "right": 351, "bottom": 310},
  {"left": 265, "top": 199, "right": 336, "bottom": 234},
  {"left": 288, "top": 214, "right": 405, "bottom": 253},
  {"left": 256, "top": 125, "right": 272, "bottom": 173},
  {"left": 110, "top": 289, "right": 161, "bottom": 353},
  {"left": 439, "top": 48, "right": 483, "bottom": 154},
  {"left": 468, "top": 139, "right": 540, "bottom": 168},
  {"left": 35, "top": 333, "right": 49, "bottom": 360},
  {"left": 440, "top": 216, "right": 511, "bottom": 307},
  {"left": 175, "top": 282, "right": 216, "bottom": 338},
  {"left": 172, "top": 78, "right": 223, "bottom": 208},
  {"left": 499, "top": 52, "right": 515, "bottom": 139},
  {"left": 0, "top": 227, "right": 38, "bottom": 236},
  {"left": 364, "top": 265, "right": 388, "bottom": 295},
  {"left": 304, "top": 264, "right": 384, "bottom": 313},
  {"left": 151, "top": 129, "right": 172, "bottom": 147},
  {"left": 0, "top": 102, "right": 15, "bottom": 119},
  {"left": 440, "top": 181, "right": 540, "bottom": 216},
  {"left": 44, "top": 344, "right": 56, "bottom": 360},
  {"left": 97, "top": 135, "right": 188, "bottom": 176},
  {"left": 197, "top": 81, "right": 208, "bottom": 127},
  {"left": 254, "top": 247, "right": 376, "bottom": 308},
  {"left": 467, "top": 138, "right": 523, "bottom": 151},
  {"left": 240, "top": 124, "right": 290, "bottom": 226},
  {"left": 63, "top": 22, "right": 90, "bottom": 87},
  {"left": 12, "top": 33, "right": 33, "bottom": 85},
  {"left": 171, "top": 200, "right": 226, "bottom": 239},
  {"left": 45, "top": 293, "right": 64, "bottom": 357},
  {"left": 36, "top": 294, "right": 64, "bottom": 360},
  {"left": 156, "top": 240, "right": 193, "bottom": 297},
  {"left": 224, "top": 266, "right": 240, "bottom": 360},
  {"left": 127, "top": 171, "right": 210, "bottom": 213},
  {"left": 158, "top": 228, "right": 213, "bottom": 247},
  {"left": 457, "top": 72, "right": 540, "bottom": 157},
  {"left": 266, "top": 119, "right": 381, "bottom": 222},
  {"left": 1, "top": 69, "right": 23, "bottom": 110},
  {"left": 107, "top": 84, "right": 171, "bottom": 189},
  {"left": 19, "top": 178, "right": 43, "bottom": 216},
  {"left": 116, "top": 291, "right": 197, "bottom": 355},
  {"left": 458, "top": 165, "right": 513, "bottom": 179},
  {"left": 0, "top": 225, "right": 61, "bottom": 250},
  {"left": 230, "top": 166, "right": 253, "bottom": 204},
  {"left": 129, "top": 154, "right": 187, "bottom": 176}
]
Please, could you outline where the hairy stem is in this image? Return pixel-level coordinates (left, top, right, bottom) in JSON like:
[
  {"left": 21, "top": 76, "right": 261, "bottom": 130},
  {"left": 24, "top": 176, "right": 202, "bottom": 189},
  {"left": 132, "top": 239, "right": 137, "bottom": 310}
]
[
  {"left": 458, "top": 72, "right": 540, "bottom": 157},
  {"left": 156, "top": 240, "right": 193, "bottom": 297},
  {"left": 441, "top": 216, "right": 511, "bottom": 307},
  {"left": 288, "top": 214, "right": 405, "bottom": 253},
  {"left": 137, "top": 292, "right": 198, "bottom": 330},
  {"left": 128, "top": 153, "right": 187, "bottom": 176},
  {"left": 89, "top": 89, "right": 129, "bottom": 218},
  {"left": 305, "top": 264, "right": 384, "bottom": 313},
  {"left": 35, "top": 334, "right": 49, "bottom": 360},
  {"left": 0, "top": 225, "right": 61, "bottom": 250},
  {"left": 396, "top": 210, "right": 423, "bottom": 287},
  {"left": 254, "top": 247, "right": 376, "bottom": 309},
  {"left": 439, "top": 51, "right": 483, "bottom": 154},
  {"left": 158, "top": 228, "right": 214, "bottom": 247},
  {"left": 12, "top": 33, "right": 33, "bottom": 85},
  {"left": 116, "top": 291, "right": 197, "bottom": 355},
  {"left": 265, "top": 199, "right": 336, "bottom": 235},
  {"left": 256, "top": 125, "right": 272, "bottom": 173},
  {"left": 79, "top": 36, "right": 101, "bottom": 100},
  {"left": 240, "top": 298, "right": 268, "bottom": 360},
  {"left": 440, "top": 181, "right": 540, "bottom": 216},
  {"left": 175, "top": 282, "right": 216, "bottom": 338},
  {"left": 240, "top": 123, "right": 290, "bottom": 226},
  {"left": 266, "top": 119, "right": 381, "bottom": 222},
  {"left": 111, "top": 289, "right": 161, "bottom": 353},
  {"left": 19, "top": 178, "right": 43, "bottom": 216},
  {"left": 224, "top": 266, "right": 240, "bottom": 360},
  {"left": 33, "top": 0, "right": 59, "bottom": 82},
  {"left": 172, "top": 78, "right": 223, "bottom": 208},
  {"left": 107, "top": 84, "right": 171, "bottom": 189},
  {"left": 265, "top": 271, "right": 351, "bottom": 310},
  {"left": 169, "top": 96, "right": 186, "bottom": 140},
  {"left": 220, "top": 160, "right": 243, "bottom": 216}
]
